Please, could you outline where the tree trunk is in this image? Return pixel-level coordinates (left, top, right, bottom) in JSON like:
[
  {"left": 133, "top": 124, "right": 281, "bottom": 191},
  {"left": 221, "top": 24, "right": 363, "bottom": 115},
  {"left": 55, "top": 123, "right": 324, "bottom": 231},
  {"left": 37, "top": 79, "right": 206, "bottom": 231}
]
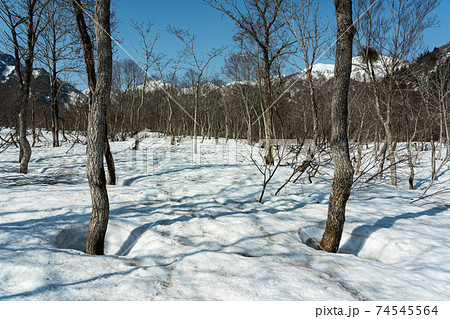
[
  {"left": 407, "top": 139, "right": 414, "bottom": 189},
  {"left": 193, "top": 79, "right": 200, "bottom": 154},
  {"left": 18, "top": 89, "right": 32, "bottom": 174},
  {"left": 263, "top": 49, "right": 274, "bottom": 165},
  {"left": 105, "top": 124, "right": 116, "bottom": 185},
  {"left": 17, "top": 2, "right": 38, "bottom": 174},
  {"left": 319, "top": 0, "right": 355, "bottom": 253},
  {"left": 51, "top": 68, "right": 60, "bottom": 147},
  {"left": 31, "top": 94, "right": 36, "bottom": 147},
  {"left": 385, "top": 123, "right": 397, "bottom": 186},
  {"left": 73, "top": 0, "right": 116, "bottom": 187},
  {"left": 379, "top": 142, "right": 387, "bottom": 180},
  {"left": 86, "top": 0, "right": 112, "bottom": 255},
  {"left": 50, "top": 64, "right": 59, "bottom": 147},
  {"left": 370, "top": 62, "right": 397, "bottom": 186}
]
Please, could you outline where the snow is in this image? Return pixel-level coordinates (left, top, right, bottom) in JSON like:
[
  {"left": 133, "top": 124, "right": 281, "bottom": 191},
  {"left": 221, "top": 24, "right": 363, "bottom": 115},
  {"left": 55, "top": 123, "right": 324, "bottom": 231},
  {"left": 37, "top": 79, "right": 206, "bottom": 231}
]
[
  {"left": 66, "top": 91, "right": 88, "bottom": 105},
  {"left": 0, "top": 131, "right": 449, "bottom": 300},
  {"left": 32, "top": 69, "right": 42, "bottom": 78},
  {"left": 138, "top": 79, "right": 168, "bottom": 92},
  {"left": 3, "top": 65, "right": 15, "bottom": 78},
  {"left": 226, "top": 80, "right": 256, "bottom": 87},
  {"left": 295, "top": 56, "right": 394, "bottom": 83},
  {"left": 1, "top": 65, "right": 15, "bottom": 83}
]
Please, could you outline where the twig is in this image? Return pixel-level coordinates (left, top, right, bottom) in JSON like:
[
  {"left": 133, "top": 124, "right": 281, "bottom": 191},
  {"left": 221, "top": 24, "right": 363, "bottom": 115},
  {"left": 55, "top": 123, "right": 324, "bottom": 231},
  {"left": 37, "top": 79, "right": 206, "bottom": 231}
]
[{"left": 410, "top": 189, "right": 450, "bottom": 204}]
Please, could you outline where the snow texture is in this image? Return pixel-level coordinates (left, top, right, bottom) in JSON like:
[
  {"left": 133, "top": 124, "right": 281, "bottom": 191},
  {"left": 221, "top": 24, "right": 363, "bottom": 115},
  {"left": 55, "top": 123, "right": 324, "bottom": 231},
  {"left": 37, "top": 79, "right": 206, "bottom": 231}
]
[{"left": 0, "top": 131, "right": 449, "bottom": 300}]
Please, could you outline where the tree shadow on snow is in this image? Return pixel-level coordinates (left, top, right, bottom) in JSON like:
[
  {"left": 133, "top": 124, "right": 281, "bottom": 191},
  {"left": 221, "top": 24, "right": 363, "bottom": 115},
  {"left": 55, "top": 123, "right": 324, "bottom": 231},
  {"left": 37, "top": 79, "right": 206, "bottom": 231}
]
[
  {"left": 112, "top": 197, "right": 307, "bottom": 257},
  {"left": 0, "top": 266, "right": 152, "bottom": 301},
  {"left": 339, "top": 205, "right": 450, "bottom": 256}
]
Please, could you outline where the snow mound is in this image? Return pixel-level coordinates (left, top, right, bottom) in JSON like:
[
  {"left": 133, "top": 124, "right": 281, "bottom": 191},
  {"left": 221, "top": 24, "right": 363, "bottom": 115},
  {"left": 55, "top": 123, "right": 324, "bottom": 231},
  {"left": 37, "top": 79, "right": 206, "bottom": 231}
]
[
  {"left": 55, "top": 221, "right": 173, "bottom": 257},
  {"left": 299, "top": 225, "right": 413, "bottom": 265},
  {"left": 55, "top": 222, "right": 140, "bottom": 255}
]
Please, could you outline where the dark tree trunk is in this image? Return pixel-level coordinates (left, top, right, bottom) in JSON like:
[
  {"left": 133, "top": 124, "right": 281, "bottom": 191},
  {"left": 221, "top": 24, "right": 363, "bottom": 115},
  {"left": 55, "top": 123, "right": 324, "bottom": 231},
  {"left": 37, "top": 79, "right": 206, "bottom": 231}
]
[
  {"left": 85, "top": 0, "right": 112, "bottom": 255},
  {"left": 104, "top": 124, "right": 116, "bottom": 185},
  {"left": 31, "top": 94, "right": 36, "bottom": 147},
  {"left": 16, "top": 2, "right": 38, "bottom": 174},
  {"left": 72, "top": 0, "right": 96, "bottom": 94},
  {"left": 318, "top": 0, "right": 355, "bottom": 253},
  {"left": 73, "top": 0, "right": 116, "bottom": 185},
  {"left": 51, "top": 66, "right": 60, "bottom": 147},
  {"left": 263, "top": 49, "right": 274, "bottom": 165},
  {"left": 18, "top": 88, "right": 32, "bottom": 174}
]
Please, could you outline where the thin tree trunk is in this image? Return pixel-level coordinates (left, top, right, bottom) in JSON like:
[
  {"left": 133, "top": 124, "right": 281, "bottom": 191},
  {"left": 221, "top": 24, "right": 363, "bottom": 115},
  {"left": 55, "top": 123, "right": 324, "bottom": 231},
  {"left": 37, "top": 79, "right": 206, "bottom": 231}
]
[
  {"left": 193, "top": 79, "right": 201, "bottom": 154},
  {"left": 407, "top": 139, "right": 414, "bottom": 189},
  {"left": 18, "top": 89, "right": 32, "bottom": 174},
  {"left": 431, "top": 140, "right": 436, "bottom": 179},
  {"left": 318, "top": 0, "right": 355, "bottom": 253},
  {"left": 385, "top": 126, "right": 397, "bottom": 186},
  {"left": 51, "top": 68, "right": 60, "bottom": 147},
  {"left": 263, "top": 49, "right": 274, "bottom": 165},
  {"left": 31, "top": 94, "right": 36, "bottom": 147},
  {"left": 370, "top": 62, "right": 397, "bottom": 186},
  {"left": 379, "top": 142, "right": 387, "bottom": 180},
  {"left": 105, "top": 124, "right": 116, "bottom": 185},
  {"left": 18, "top": 8, "right": 37, "bottom": 174},
  {"left": 354, "top": 115, "right": 365, "bottom": 176},
  {"left": 85, "top": 0, "right": 112, "bottom": 255}
]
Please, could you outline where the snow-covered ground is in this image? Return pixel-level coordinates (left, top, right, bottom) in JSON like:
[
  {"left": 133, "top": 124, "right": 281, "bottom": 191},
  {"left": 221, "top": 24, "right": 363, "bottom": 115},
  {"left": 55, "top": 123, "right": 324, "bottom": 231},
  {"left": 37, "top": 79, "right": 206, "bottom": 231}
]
[{"left": 0, "top": 131, "right": 449, "bottom": 300}]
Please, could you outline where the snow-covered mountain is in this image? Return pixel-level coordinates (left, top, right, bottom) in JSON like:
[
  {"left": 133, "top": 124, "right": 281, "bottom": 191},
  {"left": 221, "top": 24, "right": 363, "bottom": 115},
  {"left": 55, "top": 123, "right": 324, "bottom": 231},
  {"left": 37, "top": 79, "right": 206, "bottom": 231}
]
[
  {"left": 0, "top": 53, "right": 15, "bottom": 81},
  {"left": 0, "top": 52, "right": 87, "bottom": 106},
  {"left": 290, "top": 56, "right": 393, "bottom": 83},
  {"left": 136, "top": 79, "right": 168, "bottom": 93}
]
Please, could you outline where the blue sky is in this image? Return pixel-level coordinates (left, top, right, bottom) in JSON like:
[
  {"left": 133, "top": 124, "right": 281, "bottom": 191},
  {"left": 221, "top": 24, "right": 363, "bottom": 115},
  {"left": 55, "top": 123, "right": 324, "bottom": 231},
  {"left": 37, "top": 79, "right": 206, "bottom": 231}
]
[
  {"left": 113, "top": 0, "right": 334, "bottom": 78},
  {"left": 113, "top": 0, "right": 239, "bottom": 77},
  {"left": 114, "top": 0, "right": 450, "bottom": 80},
  {"left": 0, "top": 0, "right": 449, "bottom": 88}
]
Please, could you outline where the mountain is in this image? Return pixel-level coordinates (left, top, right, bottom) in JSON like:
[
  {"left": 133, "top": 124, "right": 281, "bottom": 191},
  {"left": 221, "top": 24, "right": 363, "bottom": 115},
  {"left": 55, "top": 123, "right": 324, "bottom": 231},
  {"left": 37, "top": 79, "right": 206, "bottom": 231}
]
[
  {"left": 0, "top": 53, "right": 16, "bottom": 81},
  {"left": 0, "top": 52, "right": 86, "bottom": 106},
  {"left": 407, "top": 42, "right": 450, "bottom": 77},
  {"left": 287, "top": 55, "right": 393, "bottom": 84}
]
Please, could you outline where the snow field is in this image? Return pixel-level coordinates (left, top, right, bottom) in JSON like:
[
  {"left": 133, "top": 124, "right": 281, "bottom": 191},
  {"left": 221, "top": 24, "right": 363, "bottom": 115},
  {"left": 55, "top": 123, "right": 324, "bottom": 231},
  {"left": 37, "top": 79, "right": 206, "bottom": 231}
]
[{"left": 0, "top": 131, "right": 449, "bottom": 300}]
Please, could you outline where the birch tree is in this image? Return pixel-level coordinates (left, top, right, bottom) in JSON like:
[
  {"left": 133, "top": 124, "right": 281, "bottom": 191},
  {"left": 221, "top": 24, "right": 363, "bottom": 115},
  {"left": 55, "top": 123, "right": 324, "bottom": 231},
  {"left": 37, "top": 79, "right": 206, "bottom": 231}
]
[{"left": 354, "top": 0, "right": 440, "bottom": 186}]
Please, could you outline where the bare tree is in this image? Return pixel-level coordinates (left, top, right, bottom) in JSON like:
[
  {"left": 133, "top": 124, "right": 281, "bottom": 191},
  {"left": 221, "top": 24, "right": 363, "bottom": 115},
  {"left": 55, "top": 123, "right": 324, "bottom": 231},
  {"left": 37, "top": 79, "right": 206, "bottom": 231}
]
[
  {"left": 223, "top": 52, "right": 259, "bottom": 143},
  {"left": 110, "top": 59, "right": 143, "bottom": 139},
  {"left": 206, "top": 0, "right": 293, "bottom": 165},
  {"left": 84, "top": 0, "right": 113, "bottom": 255},
  {"left": 422, "top": 55, "right": 450, "bottom": 194},
  {"left": 154, "top": 54, "right": 183, "bottom": 145},
  {"left": 131, "top": 19, "right": 159, "bottom": 149},
  {"left": 282, "top": 0, "right": 329, "bottom": 157},
  {"left": 38, "top": 0, "right": 78, "bottom": 147},
  {"left": 168, "top": 26, "right": 226, "bottom": 154},
  {"left": 0, "top": 0, "right": 49, "bottom": 173},
  {"left": 354, "top": 0, "right": 440, "bottom": 186},
  {"left": 318, "top": 0, "right": 355, "bottom": 253}
]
